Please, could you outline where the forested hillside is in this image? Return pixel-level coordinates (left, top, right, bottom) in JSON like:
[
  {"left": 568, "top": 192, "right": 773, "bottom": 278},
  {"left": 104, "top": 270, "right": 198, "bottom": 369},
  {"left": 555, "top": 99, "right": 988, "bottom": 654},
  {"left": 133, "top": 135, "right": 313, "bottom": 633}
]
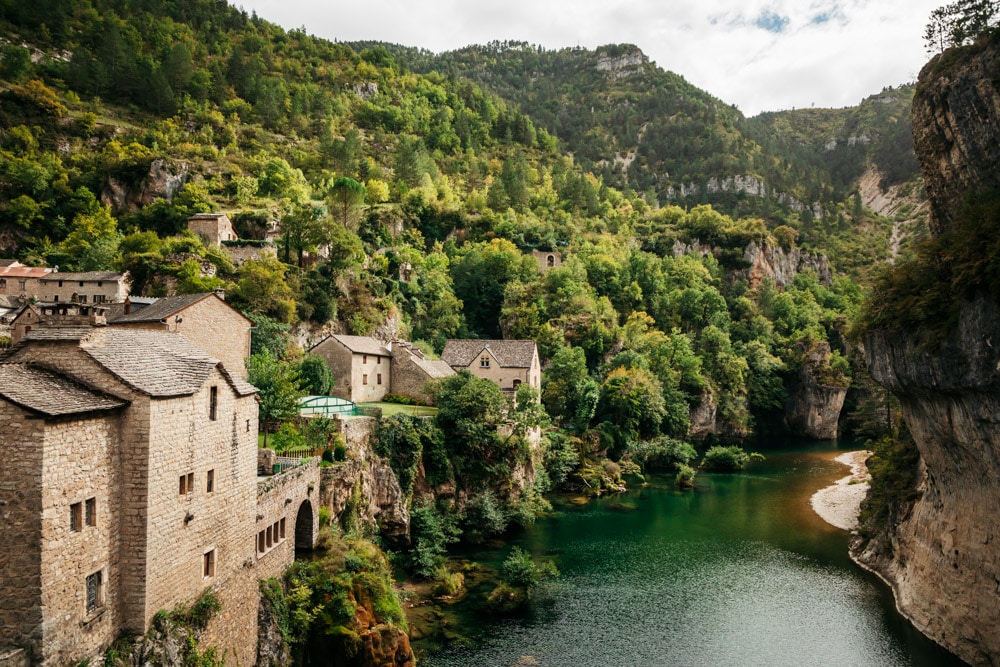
[{"left": 0, "top": 0, "right": 903, "bottom": 456}]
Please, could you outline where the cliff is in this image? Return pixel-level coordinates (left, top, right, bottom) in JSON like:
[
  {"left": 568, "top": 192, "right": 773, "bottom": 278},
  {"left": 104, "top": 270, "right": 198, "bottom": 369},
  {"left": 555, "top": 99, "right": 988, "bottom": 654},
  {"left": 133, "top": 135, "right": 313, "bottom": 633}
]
[
  {"left": 858, "top": 33, "right": 1000, "bottom": 667},
  {"left": 783, "top": 341, "right": 848, "bottom": 439}
]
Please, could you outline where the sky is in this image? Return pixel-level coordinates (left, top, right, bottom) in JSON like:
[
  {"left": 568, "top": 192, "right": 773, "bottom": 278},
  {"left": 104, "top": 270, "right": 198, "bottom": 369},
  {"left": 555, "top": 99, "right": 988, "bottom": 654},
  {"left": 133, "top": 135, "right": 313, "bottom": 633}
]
[{"left": 234, "top": 0, "right": 942, "bottom": 116}]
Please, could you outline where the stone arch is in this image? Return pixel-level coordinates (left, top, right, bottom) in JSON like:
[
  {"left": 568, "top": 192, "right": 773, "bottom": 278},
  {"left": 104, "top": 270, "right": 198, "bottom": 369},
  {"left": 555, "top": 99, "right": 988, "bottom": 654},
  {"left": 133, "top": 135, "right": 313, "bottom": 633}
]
[
  {"left": 294, "top": 499, "right": 317, "bottom": 552},
  {"left": 547, "top": 254, "right": 555, "bottom": 267}
]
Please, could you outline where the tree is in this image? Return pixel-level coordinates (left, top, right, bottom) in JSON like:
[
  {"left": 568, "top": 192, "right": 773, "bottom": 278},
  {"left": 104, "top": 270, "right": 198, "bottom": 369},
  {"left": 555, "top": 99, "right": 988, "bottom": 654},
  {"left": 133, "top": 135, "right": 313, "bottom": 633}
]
[
  {"left": 298, "top": 354, "right": 334, "bottom": 396},
  {"left": 230, "top": 256, "right": 297, "bottom": 323},
  {"left": 247, "top": 349, "right": 304, "bottom": 448},
  {"left": 594, "top": 366, "right": 667, "bottom": 459},
  {"left": 281, "top": 204, "right": 336, "bottom": 267},
  {"left": 925, "top": 0, "right": 999, "bottom": 53},
  {"left": 451, "top": 238, "right": 537, "bottom": 337},
  {"left": 541, "top": 346, "right": 598, "bottom": 430},
  {"left": 327, "top": 177, "right": 366, "bottom": 229}
]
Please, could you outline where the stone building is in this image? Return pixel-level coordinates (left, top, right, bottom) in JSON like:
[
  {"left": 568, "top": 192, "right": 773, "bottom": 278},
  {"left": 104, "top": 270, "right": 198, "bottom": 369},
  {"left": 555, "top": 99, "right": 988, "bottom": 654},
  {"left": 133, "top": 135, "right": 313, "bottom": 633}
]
[
  {"left": 387, "top": 340, "right": 455, "bottom": 403},
  {"left": 187, "top": 213, "right": 237, "bottom": 247},
  {"left": 9, "top": 302, "right": 109, "bottom": 346},
  {"left": 440, "top": 339, "right": 541, "bottom": 394},
  {"left": 531, "top": 249, "right": 562, "bottom": 271},
  {"left": 0, "top": 316, "right": 318, "bottom": 665},
  {"left": 0, "top": 263, "right": 52, "bottom": 297},
  {"left": 36, "top": 271, "right": 130, "bottom": 304},
  {"left": 109, "top": 291, "right": 253, "bottom": 380},
  {"left": 310, "top": 334, "right": 393, "bottom": 403}
]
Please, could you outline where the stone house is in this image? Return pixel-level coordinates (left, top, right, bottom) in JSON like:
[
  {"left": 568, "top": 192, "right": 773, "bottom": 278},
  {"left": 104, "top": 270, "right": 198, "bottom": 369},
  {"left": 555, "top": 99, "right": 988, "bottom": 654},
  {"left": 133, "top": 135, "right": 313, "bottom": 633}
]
[
  {"left": 9, "top": 302, "right": 110, "bottom": 346},
  {"left": 109, "top": 291, "right": 253, "bottom": 380},
  {"left": 0, "top": 263, "right": 53, "bottom": 297},
  {"left": 310, "top": 334, "right": 392, "bottom": 403},
  {"left": 531, "top": 249, "right": 562, "bottom": 271},
  {"left": 387, "top": 340, "right": 455, "bottom": 403},
  {"left": 440, "top": 339, "right": 541, "bottom": 395},
  {"left": 0, "top": 327, "right": 260, "bottom": 665},
  {"left": 36, "top": 271, "right": 130, "bottom": 304},
  {"left": 187, "top": 213, "right": 237, "bottom": 247}
]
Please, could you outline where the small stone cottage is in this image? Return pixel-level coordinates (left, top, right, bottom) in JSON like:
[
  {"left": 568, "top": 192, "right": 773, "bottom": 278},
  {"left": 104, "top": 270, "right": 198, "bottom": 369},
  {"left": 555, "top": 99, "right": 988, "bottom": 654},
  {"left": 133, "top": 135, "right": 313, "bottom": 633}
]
[
  {"left": 310, "top": 334, "right": 393, "bottom": 403},
  {"left": 440, "top": 339, "right": 541, "bottom": 394}
]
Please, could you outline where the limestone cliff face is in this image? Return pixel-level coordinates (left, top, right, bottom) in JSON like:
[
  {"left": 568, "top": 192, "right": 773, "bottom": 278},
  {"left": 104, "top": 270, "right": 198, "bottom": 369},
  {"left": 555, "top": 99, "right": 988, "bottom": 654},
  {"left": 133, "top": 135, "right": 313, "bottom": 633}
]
[
  {"left": 860, "top": 295, "right": 1000, "bottom": 666},
  {"left": 912, "top": 36, "right": 1000, "bottom": 235},
  {"left": 671, "top": 238, "right": 831, "bottom": 287},
  {"left": 859, "top": 35, "right": 1000, "bottom": 666},
  {"left": 783, "top": 341, "right": 847, "bottom": 439},
  {"left": 100, "top": 158, "right": 189, "bottom": 212},
  {"left": 321, "top": 418, "right": 410, "bottom": 546}
]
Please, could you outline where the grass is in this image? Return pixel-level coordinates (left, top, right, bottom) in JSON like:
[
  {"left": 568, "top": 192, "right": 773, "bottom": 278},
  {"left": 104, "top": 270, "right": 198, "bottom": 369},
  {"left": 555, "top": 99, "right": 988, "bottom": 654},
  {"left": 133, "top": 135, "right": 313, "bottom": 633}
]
[{"left": 359, "top": 402, "right": 438, "bottom": 417}]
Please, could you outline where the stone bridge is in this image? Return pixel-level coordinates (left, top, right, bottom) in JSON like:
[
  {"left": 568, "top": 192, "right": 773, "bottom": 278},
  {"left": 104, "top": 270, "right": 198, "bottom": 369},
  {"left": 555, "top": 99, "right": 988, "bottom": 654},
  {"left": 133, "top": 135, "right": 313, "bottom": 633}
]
[{"left": 255, "top": 457, "right": 321, "bottom": 580}]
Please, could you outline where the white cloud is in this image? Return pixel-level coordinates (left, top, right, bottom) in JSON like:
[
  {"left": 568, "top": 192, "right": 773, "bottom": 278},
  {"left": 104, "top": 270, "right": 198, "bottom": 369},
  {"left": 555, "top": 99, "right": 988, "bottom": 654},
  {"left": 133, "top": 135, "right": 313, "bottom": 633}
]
[{"left": 234, "top": 0, "right": 941, "bottom": 115}]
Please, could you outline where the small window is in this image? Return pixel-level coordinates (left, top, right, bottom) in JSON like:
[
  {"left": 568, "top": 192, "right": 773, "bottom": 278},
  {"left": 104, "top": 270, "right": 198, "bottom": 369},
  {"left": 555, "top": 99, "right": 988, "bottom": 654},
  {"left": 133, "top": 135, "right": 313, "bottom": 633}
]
[
  {"left": 480, "top": 356, "right": 490, "bottom": 368},
  {"left": 266, "top": 525, "right": 273, "bottom": 548},
  {"left": 377, "top": 356, "right": 381, "bottom": 364},
  {"left": 53, "top": 295, "right": 59, "bottom": 302},
  {"left": 71, "top": 502, "right": 82, "bottom": 532},
  {"left": 58, "top": 280, "right": 63, "bottom": 287},
  {"left": 18, "top": 279, "right": 26, "bottom": 290},
  {"left": 377, "top": 373, "right": 382, "bottom": 385},
  {"left": 180, "top": 472, "right": 194, "bottom": 495},
  {"left": 206, "top": 470, "right": 215, "bottom": 494},
  {"left": 257, "top": 531, "right": 266, "bottom": 554},
  {"left": 85, "top": 498, "right": 96, "bottom": 526},
  {"left": 86, "top": 570, "right": 103, "bottom": 613},
  {"left": 547, "top": 254, "right": 555, "bottom": 267},
  {"left": 209, "top": 386, "right": 218, "bottom": 421},
  {"left": 280, "top": 518, "right": 286, "bottom": 539},
  {"left": 0, "top": 278, "right": 5, "bottom": 288},
  {"left": 203, "top": 550, "right": 216, "bottom": 578},
  {"left": 79, "top": 294, "right": 87, "bottom": 304},
  {"left": 363, "top": 373, "right": 368, "bottom": 385},
  {"left": 362, "top": 354, "right": 368, "bottom": 364},
  {"left": 78, "top": 281, "right": 84, "bottom": 287}
]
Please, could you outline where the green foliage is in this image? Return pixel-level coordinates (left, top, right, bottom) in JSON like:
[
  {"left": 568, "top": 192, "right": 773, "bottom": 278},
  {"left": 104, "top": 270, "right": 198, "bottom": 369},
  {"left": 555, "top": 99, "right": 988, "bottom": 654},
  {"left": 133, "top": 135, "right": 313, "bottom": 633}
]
[
  {"left": 700, "top": 445, "right": 765, "bottom": 472},
  {"left": 407, "top": 503, "right": 459, "bottom": 579},
  {"left": 297, "top": 354, "right": 334, "bottom": 395},
  {"left": 247, "top": 349, "right": 304, "bottom": 446},
  {"left": 485, "top": 545, "right": 559, "bottom": 614},
  {"left": 924, "top": 0, "right": 999, "bottom": 53},
  {"left": 675, "top": 463, "right": 697, "bottom": 488},
  {"left": 629, "top": 437, "right": 698, "bottom": 472},
  {"left": 857, "top": 437, "right": 923, "bottom": 543},
  {"left": 594, "top": 366, "right": 666, "bottom": 458}
]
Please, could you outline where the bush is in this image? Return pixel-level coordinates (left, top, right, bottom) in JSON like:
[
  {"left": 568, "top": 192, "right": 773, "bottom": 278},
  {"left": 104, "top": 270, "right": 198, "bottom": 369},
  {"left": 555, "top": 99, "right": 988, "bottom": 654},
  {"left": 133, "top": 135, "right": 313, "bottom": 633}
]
[
  {"left": 857, "top": 436, "right": 922, "bottom": 542},
  {"left": 700, "top": 445, "right": 764, "bottom": 472},
  {"left": 675, "top": 463, "right": 697, "bottom": 488},
  {"left": 463, "top": 491, "right": 508, "bottom": 544},
  {"left": 629, "top": 437, "right": 698, "bottom": 472}
]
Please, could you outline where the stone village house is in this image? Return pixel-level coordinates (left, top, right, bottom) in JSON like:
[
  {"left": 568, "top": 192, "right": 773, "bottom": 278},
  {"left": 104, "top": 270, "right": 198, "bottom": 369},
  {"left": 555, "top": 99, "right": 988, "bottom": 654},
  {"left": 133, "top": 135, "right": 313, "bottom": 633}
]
[
  {"left": 440, "top": 339, "right": 541, "bottom": 395},
  {"left": 0, "top": 303, "right": 319, "bottom": 665},
  {"left": 309, "top": 335, "right": 454, "bottom": 404}
]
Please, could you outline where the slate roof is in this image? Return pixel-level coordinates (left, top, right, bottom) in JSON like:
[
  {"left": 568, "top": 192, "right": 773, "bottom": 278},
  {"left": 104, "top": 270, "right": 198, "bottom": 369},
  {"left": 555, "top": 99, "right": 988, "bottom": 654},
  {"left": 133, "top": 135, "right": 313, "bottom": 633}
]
[
  {"left": 411, "top": 356, "right": 455, "bottom": 379},
  {"left": 320, "top": 334, "right": 391, "bottom": 357},
  {"left": 111, "top": 293, "right": 212, "bottom": 323},
  {"left": 74, "top": 329, "right": 254, "bottom": 397},
  {"left": 440, "top": 339, "right": 538, "bottom": 369},
  {"left": 39, "top": 271, "right": 125, "bottom": 283},
  {"left": 0, "top": 363, "right": 128, "bottom": 417}
]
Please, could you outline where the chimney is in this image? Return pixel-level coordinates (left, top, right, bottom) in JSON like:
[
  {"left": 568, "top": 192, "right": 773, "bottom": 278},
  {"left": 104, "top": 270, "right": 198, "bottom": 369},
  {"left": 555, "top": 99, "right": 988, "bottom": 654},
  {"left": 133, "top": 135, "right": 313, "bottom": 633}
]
[{"left": 214, "top": 288, "right": 226, "bottom": 301}]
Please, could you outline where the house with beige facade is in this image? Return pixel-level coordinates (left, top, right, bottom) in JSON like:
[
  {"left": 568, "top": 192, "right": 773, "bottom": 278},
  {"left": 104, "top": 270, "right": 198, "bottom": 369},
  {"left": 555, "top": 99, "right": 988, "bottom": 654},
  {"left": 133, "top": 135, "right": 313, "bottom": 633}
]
[
  {"left": 9, "top": 302, "right": 110, "bottom": 345},
  {"left": 0, "top": 262, "right": 53, "bottom": 297},
  {"left": 440, "top": 339, "right": 541, "bottom": 395},
  {"left": 387, "top": 340, "right": 455, "bottom": 403},
  {"left": 310, "top": 334, "right": 392, "bottom": 403},
  {"left": 36, "top": 271, "right": 130, "bottom": 304},
  {"left": 0, "top": 308, "right": 318, "bottom": 666},
  {"left": 109, "top": 291, "right": 253, "bottom": 380}
]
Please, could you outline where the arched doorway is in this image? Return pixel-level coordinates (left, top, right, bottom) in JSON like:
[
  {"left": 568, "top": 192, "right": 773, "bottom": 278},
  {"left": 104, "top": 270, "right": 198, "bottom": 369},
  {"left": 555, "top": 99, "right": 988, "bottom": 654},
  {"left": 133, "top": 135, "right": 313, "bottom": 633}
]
[{"left": 294, "top": 499, "right": 316, "bottom": 554}]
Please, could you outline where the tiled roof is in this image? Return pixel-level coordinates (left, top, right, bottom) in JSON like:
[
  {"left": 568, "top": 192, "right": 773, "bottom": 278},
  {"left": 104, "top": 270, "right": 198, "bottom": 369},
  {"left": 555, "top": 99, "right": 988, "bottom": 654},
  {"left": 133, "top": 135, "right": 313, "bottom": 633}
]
[
  {"left": 0, "top": 363, "right": 128, "bottom": 417},
  {"left": 440, "top": 339, "right": 538, "bottom": 369},
  {"left": 39, "top": 271, "right": 125, "bottom": 283},
  {"left": 319, "top": 334, "right": 390, "bottom": 357},
  {"left": 111, "top": 293, "right": 212, "bottom": 323},
  {"left": 0, "top": 265, "right": 52, "bottom": 279}
]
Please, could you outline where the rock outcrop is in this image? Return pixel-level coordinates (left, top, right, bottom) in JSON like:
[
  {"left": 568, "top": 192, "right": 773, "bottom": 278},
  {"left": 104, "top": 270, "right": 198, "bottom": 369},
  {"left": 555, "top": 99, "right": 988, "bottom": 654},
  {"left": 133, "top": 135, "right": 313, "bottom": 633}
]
[
  {"left": 860, "top": 295, "right": 1000, "bottom": 666},
  {"left": 100, "top": 158, "right": 189, "bottom": 212},
  {"left": 783, "top": 341, "right": 847, "bottom": 439},
  {"left": 911, "top": 36, "right": 1000, "bottom": 235},
  {"left": 859, "top": 34, "right": 1000, "bottom": 666},
  {"left": 321, "top": 417, "right": 410, "bottom": 545},
  {"left": 741, "top": 239, "right": 831, "bottom": 288}
]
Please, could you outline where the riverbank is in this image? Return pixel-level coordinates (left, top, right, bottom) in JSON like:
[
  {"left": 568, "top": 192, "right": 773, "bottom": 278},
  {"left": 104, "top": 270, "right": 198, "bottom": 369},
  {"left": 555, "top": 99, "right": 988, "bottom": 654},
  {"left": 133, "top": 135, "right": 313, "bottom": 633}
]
[{"left": 810, "top": 450, "right": 871, "bottom": 530}]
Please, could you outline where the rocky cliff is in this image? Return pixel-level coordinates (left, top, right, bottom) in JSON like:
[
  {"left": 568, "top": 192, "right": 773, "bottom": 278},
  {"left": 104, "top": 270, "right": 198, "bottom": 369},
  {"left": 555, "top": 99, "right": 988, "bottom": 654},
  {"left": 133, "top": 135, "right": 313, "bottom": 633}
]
[
  {"left": 783, "top": 341, "right": 848, "bottom": 439},
  {"left": 858, "top": 33, "right": 1000, "bottom": 667}
]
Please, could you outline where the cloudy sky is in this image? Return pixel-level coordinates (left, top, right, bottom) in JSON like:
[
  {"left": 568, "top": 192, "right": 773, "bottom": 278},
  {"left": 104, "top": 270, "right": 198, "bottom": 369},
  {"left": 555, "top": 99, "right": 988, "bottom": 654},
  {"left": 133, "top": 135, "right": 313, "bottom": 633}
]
[{"left": 235, "top": 0, "right": 941, "bottom": 116}]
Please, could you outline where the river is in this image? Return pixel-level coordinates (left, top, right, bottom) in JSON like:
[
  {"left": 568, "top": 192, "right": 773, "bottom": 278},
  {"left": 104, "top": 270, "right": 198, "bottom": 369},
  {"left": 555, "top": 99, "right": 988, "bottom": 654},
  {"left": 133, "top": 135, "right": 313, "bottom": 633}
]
[{"left": 411, "top": 440, "right": 964, "bottom": 667}]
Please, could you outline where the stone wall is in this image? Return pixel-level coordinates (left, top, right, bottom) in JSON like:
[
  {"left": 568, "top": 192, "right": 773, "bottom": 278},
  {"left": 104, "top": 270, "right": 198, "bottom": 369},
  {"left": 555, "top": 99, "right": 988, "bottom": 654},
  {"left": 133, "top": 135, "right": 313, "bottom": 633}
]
[
  {"left": 174, "top": 297, "right": 252, "bottom": 381},
  {"left": 0, "top": 402, "right": 44, "bottom": 662},
  {"left": 224, "top": 243, "right": 276, "bottom": 267},
  {"left": 455, "top": 350, "right": 533, "bottom": 393},
  {"left": 312, "top": 339, "right": 390, "bottom": 403},
  {"left": 389, "top": 351, "right": 438, "bottom": 404}
]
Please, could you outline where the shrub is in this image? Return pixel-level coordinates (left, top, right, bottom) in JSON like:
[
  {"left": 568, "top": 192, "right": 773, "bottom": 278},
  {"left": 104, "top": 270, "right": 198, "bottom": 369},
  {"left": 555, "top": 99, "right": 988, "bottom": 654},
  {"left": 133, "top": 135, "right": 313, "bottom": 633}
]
[
  {"left": 857, "top": 436, "right": 922, "bottom": 543},
  {"left": 629, "top": 437, "right": 698, "bottom": 471},
  {"left": 700, "top": 445, "right": 764, "bottom": 472},
  {"left": 675, "top": 463, "right": 697, "bottom": 488}
]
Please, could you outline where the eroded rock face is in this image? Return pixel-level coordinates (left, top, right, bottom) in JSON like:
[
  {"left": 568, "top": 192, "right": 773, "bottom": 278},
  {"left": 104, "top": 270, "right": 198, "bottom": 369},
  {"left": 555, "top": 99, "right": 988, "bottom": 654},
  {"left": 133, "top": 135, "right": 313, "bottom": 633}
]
[
  {"left": 100, "top": 158, "right": 189, "bottom": 212},
  {"left": 321, "top": 417, "right": 410, "bottom": 546},
  {"left": 741, "top": 240, "right": 831, "bottom": 288},
  {"left": 912, "top": 35, "right": 1000, "bottom": 235},
  {"left": 861, "top": 295, "right": 1000, "bottom": 666},
  {"left": 783, "top": 341, "right": 847, "bottom": 440}
]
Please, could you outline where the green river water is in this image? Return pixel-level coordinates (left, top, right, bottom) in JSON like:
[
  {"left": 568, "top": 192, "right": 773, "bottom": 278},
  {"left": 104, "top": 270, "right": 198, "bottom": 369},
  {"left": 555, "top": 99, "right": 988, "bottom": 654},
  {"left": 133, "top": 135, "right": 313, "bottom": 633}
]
[{"left": 412, "top": 441, "right": 965, "bottom": 667}]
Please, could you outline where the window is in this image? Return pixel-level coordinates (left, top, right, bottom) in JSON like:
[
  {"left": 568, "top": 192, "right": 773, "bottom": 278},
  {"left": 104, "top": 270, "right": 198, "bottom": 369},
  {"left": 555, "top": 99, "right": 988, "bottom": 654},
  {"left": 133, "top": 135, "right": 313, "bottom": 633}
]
[
  {"left": 18, "top": 279, "right": 26, "bottom": 291},
  {"left": 547, "top": 254, "right": 555, "bottom": 267},
  {"left": 266, "top": 525, "right": 273, "bottom": 548},
  {"left": 362, "top": 354, "right": 368, "bottom": 364},
  {"left": 209, "top": 386, "right": 218, "bottom": 421},
  {"left": 71, "top": 502, "right": 82, "bottom": 532},
  {"left": 78, "top": 281, "right": 84, "bottom": 287},
  {"left": 58, "top": 280, "right": 63, "bottom": 287},
  {"left": 94, "top": 294, "right": 106, "bottom": 304},
  {"left": 512, "top": 379, "right": 522, "bottom": 391},
  {"left": 203, "top": 550, "right": 216, "bottom": 578},
  {"left": 362, "top": 374, "right": 368, "bottom": 385},
  {"left": 79, "top": 294, "right": 87, "bottom": 304},
  {"left": 480, "top": 356, "right": 490, "bottom": 368},
  {"left": 206, "top": 469, "right": 214, "bottom": 494},
  {"left": 53, "top": 295, "right": 59, "bottom": 302},
  {"left": 86, "top": 570, "right": 103, "bottom": 613},
  {"left": 377, "top": 373, "right": 382, "bottom": 385},
  {"left": 257, "top": 531, "right": 266, "bottom": 554},
  {"left": 377, "top": 356, "right": 381, "bottom": 364},
  {"left": 280, "top": 518, "right": 286, "bottom": 539},
  {"left": 85, "top": 498, "right": 96, "bottom": 527},
  {"left": 0, "top": 278, "right": 5, "bottom": 288},
  {"left": 179, "top": 472, "right": 194, "bottom": 495}
]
